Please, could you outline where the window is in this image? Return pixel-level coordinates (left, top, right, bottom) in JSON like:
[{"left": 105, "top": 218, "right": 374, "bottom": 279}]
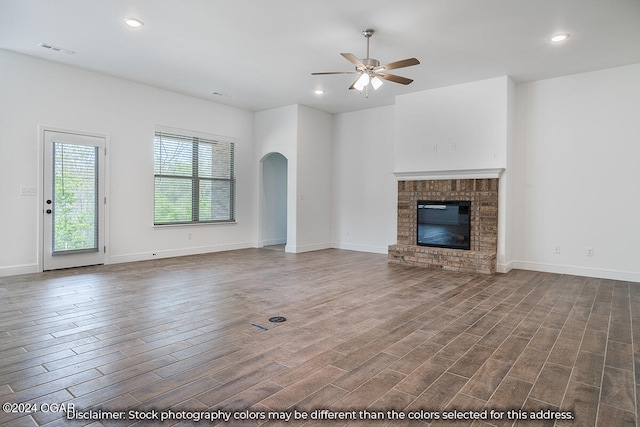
[{"left": 154, "top": 129, "right": 235, "bottom": 225}]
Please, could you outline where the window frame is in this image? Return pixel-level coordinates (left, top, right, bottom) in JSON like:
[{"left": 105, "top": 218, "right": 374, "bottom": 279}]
[{"left": 153, "top": 127, "right": 236, "bottom": 226}]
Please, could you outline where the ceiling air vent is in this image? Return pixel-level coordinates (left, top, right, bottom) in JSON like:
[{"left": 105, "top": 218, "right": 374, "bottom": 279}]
[{"left": 38, "top": 42, "right": 75, "bottom": 55}]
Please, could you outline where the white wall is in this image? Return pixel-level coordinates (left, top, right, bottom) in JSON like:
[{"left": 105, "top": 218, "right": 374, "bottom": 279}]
[
  {"left": 395, "top": 76, "right": 510, "bottom": 173},
  {"left": 0, "top": 50, "right": 256, "bottom": 276},
  {"left": 513, "top": 63, "right": 640, "bottom": 281},
  {"left": 502, "top": 77, "right": 517, "bottom": 272},
  {"left": 332, "top": 105, "right": 397, "bottom": 253},
  {"left": 295, "top": 105, "right": 333, "bottom": 252}
]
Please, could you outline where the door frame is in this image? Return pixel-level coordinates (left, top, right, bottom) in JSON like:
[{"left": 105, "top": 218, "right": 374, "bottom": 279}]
[{"left": 38, "top": 125, "right": 110, "bottom": 272}]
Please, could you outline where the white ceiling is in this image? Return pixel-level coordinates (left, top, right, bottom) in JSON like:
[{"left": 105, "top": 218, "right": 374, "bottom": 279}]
[{"left": 1, "top": 0, "right": 639, "bottom": 114}]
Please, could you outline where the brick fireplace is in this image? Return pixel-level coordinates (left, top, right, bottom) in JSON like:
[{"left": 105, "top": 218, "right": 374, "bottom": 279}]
[{"left": 388, "top": 177, "right": 499, "bottom": 274}]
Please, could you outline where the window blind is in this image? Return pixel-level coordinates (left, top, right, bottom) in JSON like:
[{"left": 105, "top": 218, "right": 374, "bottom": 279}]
[{"left": 154, "top": 130, "right": 235, "bottom": 225}]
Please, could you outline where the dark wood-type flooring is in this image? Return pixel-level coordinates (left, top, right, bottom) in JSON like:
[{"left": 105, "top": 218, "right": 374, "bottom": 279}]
[{"left": 0, "top": 249, "right": 638, "bottom": 426}]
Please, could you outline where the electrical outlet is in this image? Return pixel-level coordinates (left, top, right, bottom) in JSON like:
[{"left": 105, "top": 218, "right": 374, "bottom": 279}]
[
  {"left": 586, "top": 247, "right": 594, "bottom": 257},
  {"left": 432, "top": 144, "right": 438, "bottom": 152},
  {"left": 554, "top": 245, "right": 561, "bottom": 255}
]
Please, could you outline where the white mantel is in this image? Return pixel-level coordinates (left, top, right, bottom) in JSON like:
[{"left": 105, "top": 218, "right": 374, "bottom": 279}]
[{"left": 393, "top": 168, "right": 505, "bottom": 181}]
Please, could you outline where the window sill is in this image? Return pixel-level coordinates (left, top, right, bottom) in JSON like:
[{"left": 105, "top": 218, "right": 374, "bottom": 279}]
[{"left": 153, "top": 221, "right": 237, "bottom": 229}]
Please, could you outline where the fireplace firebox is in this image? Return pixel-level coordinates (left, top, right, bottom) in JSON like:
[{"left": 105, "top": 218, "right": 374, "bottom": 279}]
[{"left": 417, "top": 200, "right": 471, "bottom": 250}]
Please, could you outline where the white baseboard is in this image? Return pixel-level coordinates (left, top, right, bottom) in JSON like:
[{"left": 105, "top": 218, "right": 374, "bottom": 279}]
[
  {"left": 511, "top": 260, "right": 640, "bottom": 283},
  {"left": 497, "top": 260, "right": 514, "bottom": 274},
  {"left": 285, "top": 242, "right": 332, "bottom": 253},
  {"left": 0, "top": 263, "right": 40, "bottom": 277},
  {"left": 332, "top": 242, "right": 389, "bottom": 255},
  {"left": 108, "top": 242, "right": 254, "bottom": 264}
]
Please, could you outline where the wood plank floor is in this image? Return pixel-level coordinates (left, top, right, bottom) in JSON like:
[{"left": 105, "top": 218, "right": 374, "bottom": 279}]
[{"left": 0, "top": 248, "right": 638, "bottom": 427}]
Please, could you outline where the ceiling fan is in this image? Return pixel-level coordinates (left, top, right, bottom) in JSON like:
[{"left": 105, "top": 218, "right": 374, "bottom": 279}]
[{"left": 312, "top": 29, "right": 420, "bottom": 93}]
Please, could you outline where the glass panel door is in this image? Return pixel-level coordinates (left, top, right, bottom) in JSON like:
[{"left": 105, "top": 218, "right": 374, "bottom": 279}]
[{"left": 43, "top": 131, "right": 105, "bottom": 270}]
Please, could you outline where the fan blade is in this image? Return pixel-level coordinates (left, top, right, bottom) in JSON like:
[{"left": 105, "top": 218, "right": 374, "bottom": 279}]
[
  {"left": 341, "top": 53, "right": 365, "bottom": 68},
  {"left": 375, "top": 57, "right": 420, "bottom": 71},
  {"left": 377, "top": 73, "right": 413, "bottom": 85},
  {"left": 311, "top": 71, "right": 358, "bottom": 75}
]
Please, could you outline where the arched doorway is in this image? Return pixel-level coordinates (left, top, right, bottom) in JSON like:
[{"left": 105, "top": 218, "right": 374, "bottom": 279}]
[{"left": 261, "top": 152, "right": 288, "bottom": 250}]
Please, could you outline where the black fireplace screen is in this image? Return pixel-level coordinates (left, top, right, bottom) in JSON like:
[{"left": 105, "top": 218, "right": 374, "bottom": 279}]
[{"left": 417, "top": 200, "right": 471, "bottom": 250}]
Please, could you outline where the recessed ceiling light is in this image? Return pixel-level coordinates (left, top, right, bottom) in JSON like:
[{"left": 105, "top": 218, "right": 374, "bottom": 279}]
[
  {"left": 314, "top": 90, "right": 325, "bottom": 95},
  {"left": 549, "top": 33, "right": 570, "bottom": 43},
  {"left": 124, "top": 17, "right": 144, "bottom": 28}
]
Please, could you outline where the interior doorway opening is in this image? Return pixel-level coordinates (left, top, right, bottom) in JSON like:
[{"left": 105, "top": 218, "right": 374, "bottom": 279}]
[{"left": 261, "top": 152, "right": 288, "bottom": 250}]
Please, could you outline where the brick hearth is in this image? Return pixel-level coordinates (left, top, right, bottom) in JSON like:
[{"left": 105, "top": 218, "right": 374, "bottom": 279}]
[{"left": 388, "top": 178, "right": 498, "bottom": 274}]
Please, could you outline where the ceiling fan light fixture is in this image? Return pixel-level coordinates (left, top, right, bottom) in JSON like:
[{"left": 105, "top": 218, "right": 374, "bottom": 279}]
[
  {"left": 371, "top": 76, "right": 383, "bottom": 90},
  {"left": 311, "top": 28, "right": 419, "bottom": 94},
  {"left": 353, "top": 73, "right": 370, "bottom": 91}
]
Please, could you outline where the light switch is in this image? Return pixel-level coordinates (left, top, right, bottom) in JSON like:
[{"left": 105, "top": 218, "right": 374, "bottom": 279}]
[{"left": 20, "top": 186, "right": 37, "bottom": 196}]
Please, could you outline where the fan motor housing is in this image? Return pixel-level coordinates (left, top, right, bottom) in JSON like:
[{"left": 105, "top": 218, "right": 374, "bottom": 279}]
[{"left": 357, "top": 58, "right": 380, "bottom": 71}]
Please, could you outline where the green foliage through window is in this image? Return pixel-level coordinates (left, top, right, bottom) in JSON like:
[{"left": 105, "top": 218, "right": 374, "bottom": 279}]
[
  {"left": 154, "top": 130, "right": 235, "bottom": 225},
  {"left": 53, "top": 143, "right": 99, "bottom": 253}
]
